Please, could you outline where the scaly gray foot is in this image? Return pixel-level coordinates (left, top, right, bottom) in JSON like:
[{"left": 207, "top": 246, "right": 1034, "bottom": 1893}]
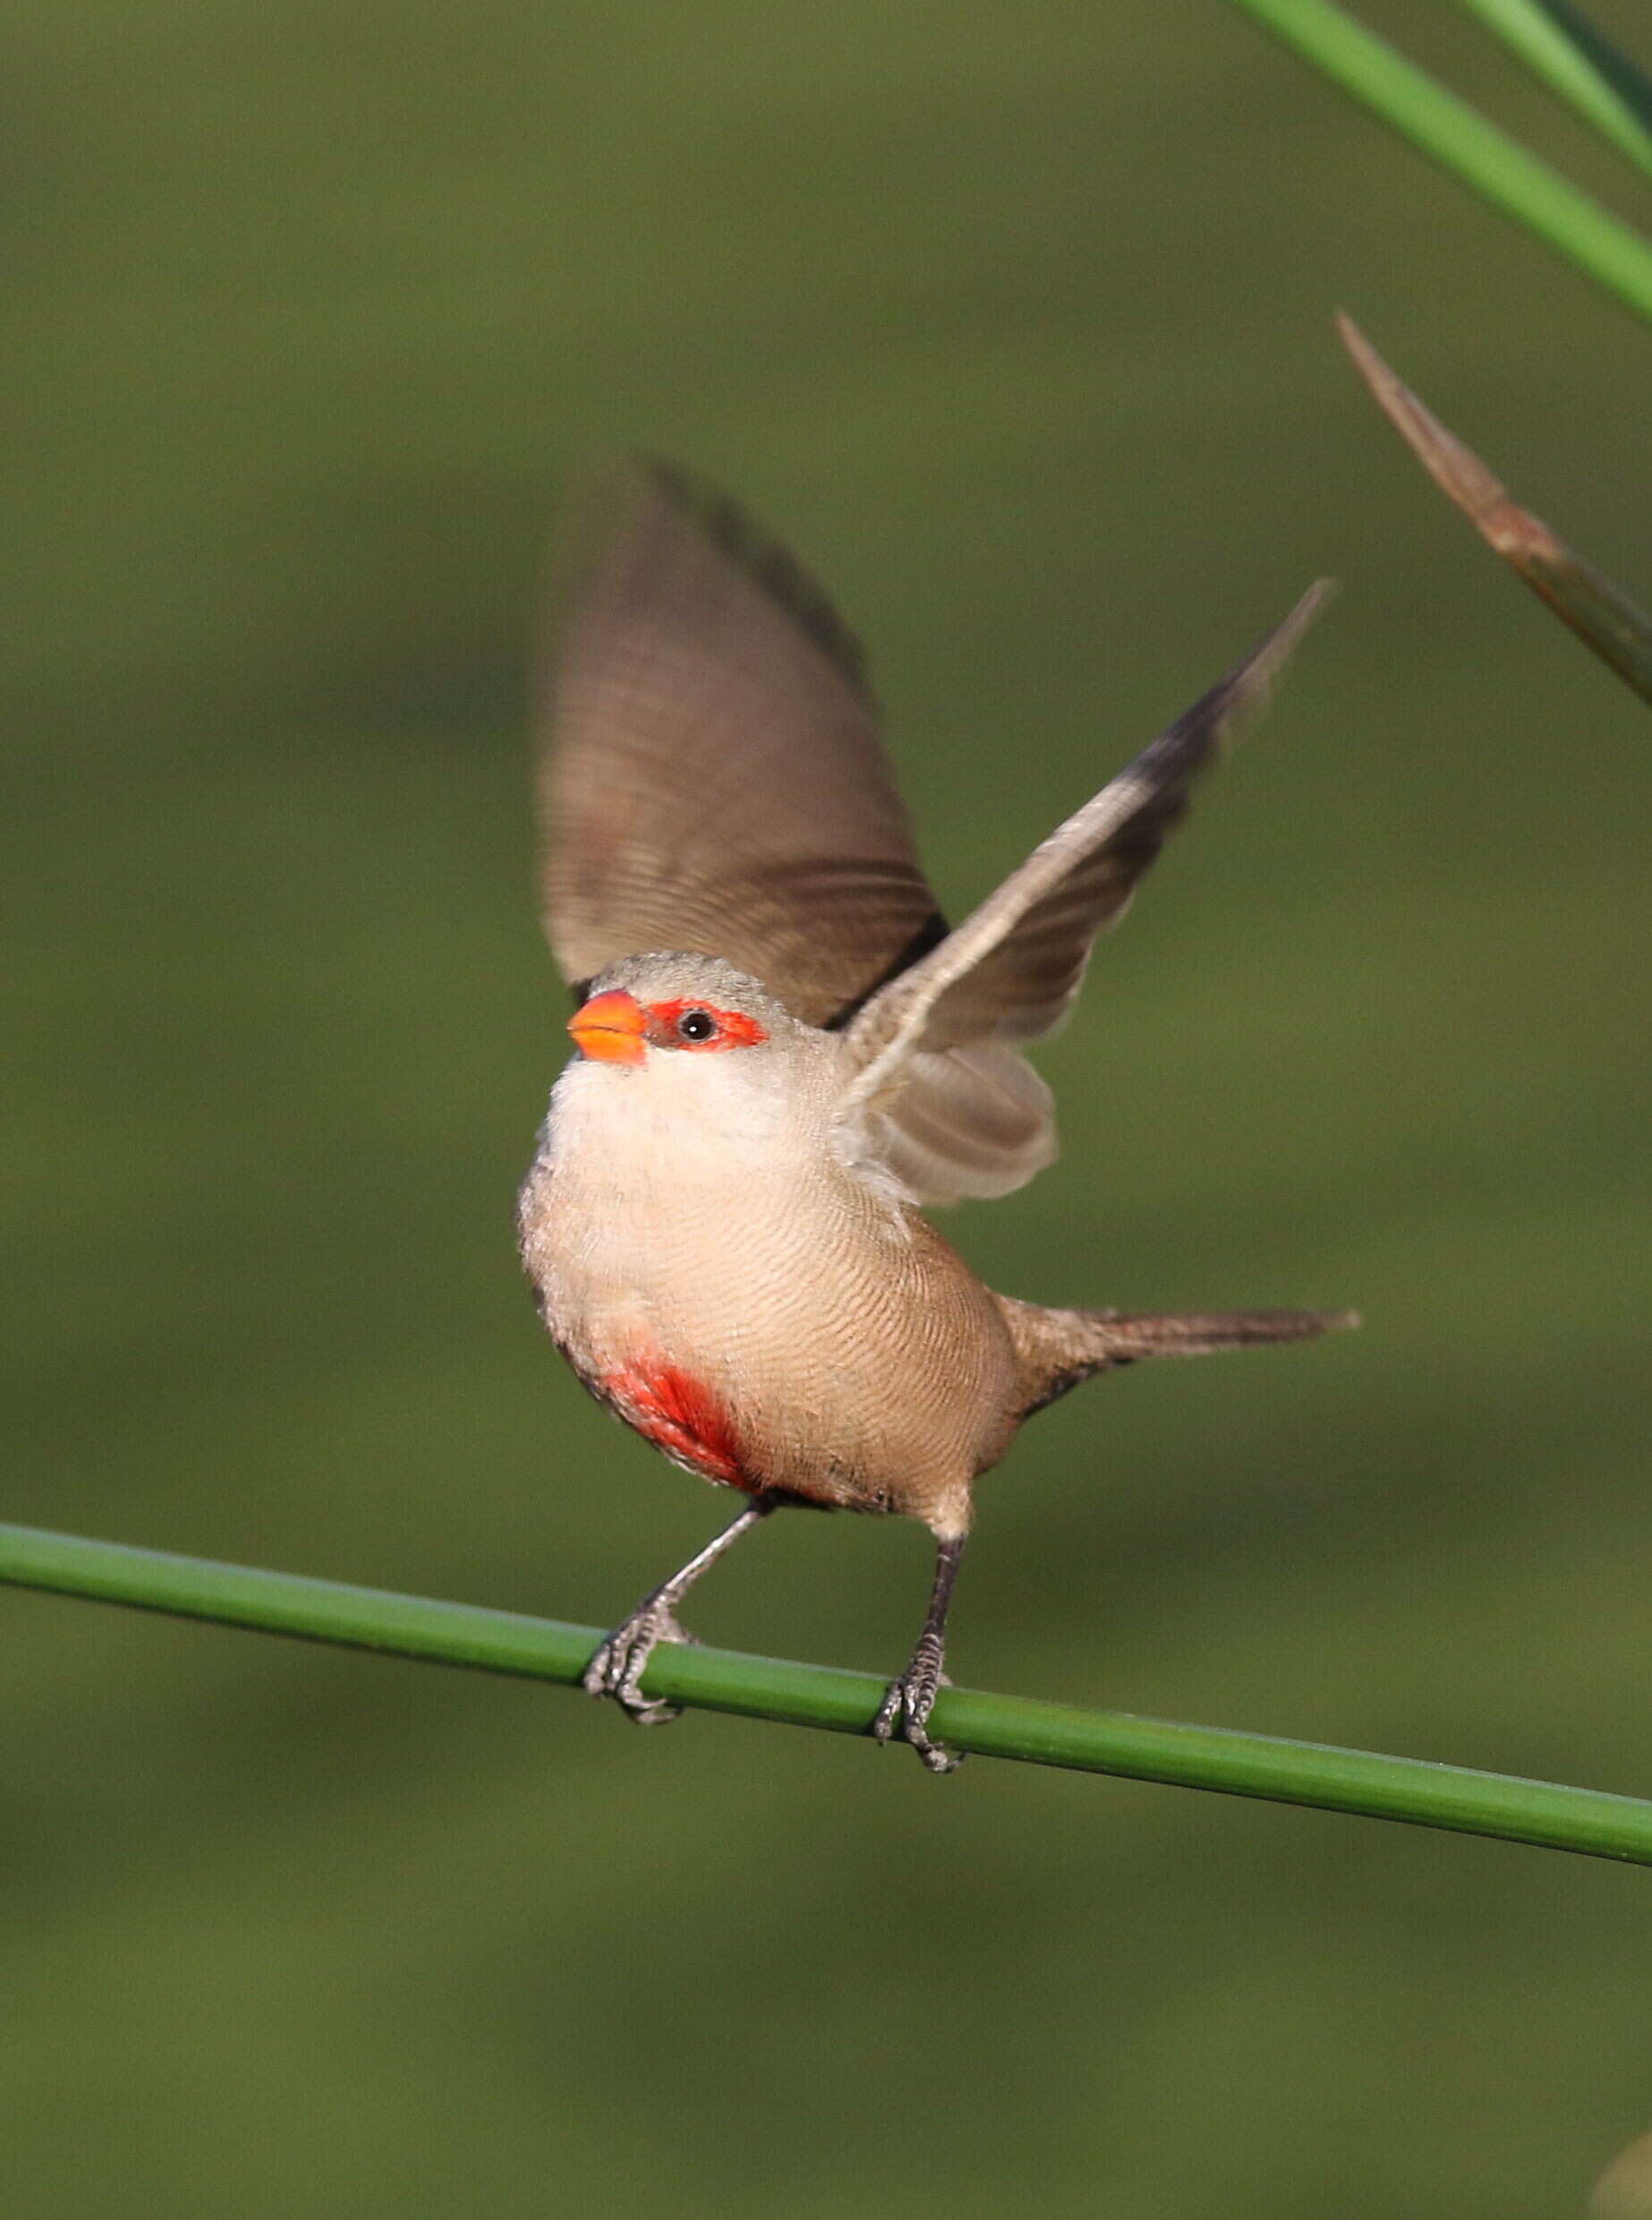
[
  {"left": 873, "top": 1642, "right": 961, "bottom": 1774},
  {"left": 583, "top": 1605, "right": 698, "bottom": 1725}
]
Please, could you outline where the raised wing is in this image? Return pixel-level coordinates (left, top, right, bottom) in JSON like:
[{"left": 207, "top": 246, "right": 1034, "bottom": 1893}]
[
  {"left": 535, "top": 457, "right": 943, "bottom": 1026},
  {"left": 839, "top": 583, "right": 1333, "bottom": 1123}
]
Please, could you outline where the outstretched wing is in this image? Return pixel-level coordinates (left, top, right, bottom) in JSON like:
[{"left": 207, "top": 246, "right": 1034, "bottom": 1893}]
[
  {"left": 535, "top": 457, "right": 1066, "bottom": 1201},
  {"left": 534, "top": 457, "right": 943, "bottom": 1026},
  {"left": 838, "top": 583, "right": 1333, "bottom": 1131}
]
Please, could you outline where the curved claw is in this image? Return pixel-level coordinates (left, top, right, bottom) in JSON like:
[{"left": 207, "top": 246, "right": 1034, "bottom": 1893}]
[
  {"left": 583, "top": 1606, "right": 697, "bottom": 1725},
  {"left": 873, "top": 1661, "right": 963, "bottom": 1775}
]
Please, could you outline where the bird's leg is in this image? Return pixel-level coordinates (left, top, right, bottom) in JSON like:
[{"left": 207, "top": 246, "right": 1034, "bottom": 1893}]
[
  {"left": 584, "top": 1498, "right": 774, "bottom": 1726},
  {"left": 874, "top": 1533, "right": 967, "bottom": 1774}
]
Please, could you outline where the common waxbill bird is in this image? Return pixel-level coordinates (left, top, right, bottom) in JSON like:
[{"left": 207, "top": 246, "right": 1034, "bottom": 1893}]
[{"left": 518, "top": 460, "right": 1352, "bottom": 1772}]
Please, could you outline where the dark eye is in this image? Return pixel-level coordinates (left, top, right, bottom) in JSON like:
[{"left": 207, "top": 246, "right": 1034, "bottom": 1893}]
[{"left": 677, "top": 1009, "right": 717, "bottom": 1044}]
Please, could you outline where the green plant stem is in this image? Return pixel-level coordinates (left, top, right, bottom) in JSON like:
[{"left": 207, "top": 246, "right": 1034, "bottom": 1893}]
[
  {"left": 1338, "top": 311, "right": 1652, "bottom": 704},
  {"left": 4, "top": 1521, "right": 1650, "bottom": 1864},
  {"left": 1457, "top": 0, "right": 1652, "bottom": 187},
  {"left": 1224, "top": 0, "right": 1652, "bottom": 327}
]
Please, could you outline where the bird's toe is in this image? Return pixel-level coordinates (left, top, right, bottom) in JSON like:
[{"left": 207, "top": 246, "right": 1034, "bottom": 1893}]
[
  {"left": 583, "top": 1607, "right": 692, "bottom": 1723},
  {"left": 872, "top": 1665, "right": 963, "bottom": 1774}
]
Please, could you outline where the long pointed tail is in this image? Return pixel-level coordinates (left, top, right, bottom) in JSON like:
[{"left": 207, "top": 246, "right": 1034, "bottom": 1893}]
[
  {"left": 996, "top": 1295, "right": 1358, "bottom": 1417},
  {"left": 1082, "top": 1307, "right": 1358, "bottom": 1361}
]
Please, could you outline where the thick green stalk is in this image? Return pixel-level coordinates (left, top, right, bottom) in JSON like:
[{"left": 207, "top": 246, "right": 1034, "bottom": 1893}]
[
  {"left": 1224, "top": 0, "right": 1652, "bottom": 327},
  {"left": 1456, "top": 0, "right": 1652, "bottom": 186},
  {"left": 4, "top": 1521, "right": 1650, "bottom": 1865}
]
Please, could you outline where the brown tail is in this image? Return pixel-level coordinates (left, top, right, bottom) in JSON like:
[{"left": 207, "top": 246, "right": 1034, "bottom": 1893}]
[
  {"left": 1082, "top": 1307, "right": 1358, "bottom": 1360},
  {"left": 995, "top": 1295, "right": 1358, "bottom": 1417}
]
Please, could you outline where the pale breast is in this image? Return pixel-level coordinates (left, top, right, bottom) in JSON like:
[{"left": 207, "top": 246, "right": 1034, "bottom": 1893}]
[{"left": 518, "top": 1053, "right": 1020, "bottom": 1522}]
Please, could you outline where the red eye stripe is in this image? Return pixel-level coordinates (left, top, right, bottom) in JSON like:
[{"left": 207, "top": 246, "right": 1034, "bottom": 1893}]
[{"left": 644, "top": 998, "right": 769, "bottom": 1051}]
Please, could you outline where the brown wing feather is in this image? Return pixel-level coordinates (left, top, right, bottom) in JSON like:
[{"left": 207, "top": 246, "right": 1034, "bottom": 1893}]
[
  {"left": 916, "top": 795, "right": 1188, "bottom": 1047},
  {"left": 840, "top": 582, "right": 1333, "bottom": 1099},
  {"left": 535, "top": 457, "right": 942, "bottom": 1027},
  {"left": 873, "top": 1043, "right": 1058, "bottom": 1204}
]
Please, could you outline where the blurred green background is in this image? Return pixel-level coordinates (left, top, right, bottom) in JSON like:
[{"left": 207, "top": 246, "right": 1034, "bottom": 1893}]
[{"left": 5, "top": 2, "right": 1651, "bottom": 2213}]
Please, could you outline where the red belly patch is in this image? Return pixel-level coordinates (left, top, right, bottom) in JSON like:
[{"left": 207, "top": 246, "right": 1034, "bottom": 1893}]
[{"left": 600, "top": 1360, "right": 749, "bottom": 1490}]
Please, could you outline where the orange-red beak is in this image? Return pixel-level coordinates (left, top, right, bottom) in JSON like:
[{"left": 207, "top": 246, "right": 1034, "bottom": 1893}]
[{"left": 568, "top": 987, "right": 647, "bottom": 1065}]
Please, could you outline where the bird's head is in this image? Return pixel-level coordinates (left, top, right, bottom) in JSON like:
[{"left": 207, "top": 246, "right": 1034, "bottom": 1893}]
[
  {"left": 566, "top": 953, "right": 801, "bottom": 1073},
  {"left": 549, "top": 953, "right": 845, "bottom": 1170}
]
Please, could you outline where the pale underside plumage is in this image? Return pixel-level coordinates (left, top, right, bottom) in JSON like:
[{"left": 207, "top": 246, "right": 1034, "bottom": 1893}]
[{"left": 536, "top": 457, "right": 1330, "bottom": 1203}]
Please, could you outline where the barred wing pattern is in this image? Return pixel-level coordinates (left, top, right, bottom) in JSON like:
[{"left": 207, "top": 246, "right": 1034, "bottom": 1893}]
[
  {"left": 536, "top": 457, "right": 1327, "bottom": 1205},
  {"left": 537, "top": 461, "right": 1075, "bottom": 1201},
  {"left": 536, "top": 458, "right": 941, "bottom": 1027},
  {"left": 839, "top": 585, "right": 1333, "bottom": 1118}
]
